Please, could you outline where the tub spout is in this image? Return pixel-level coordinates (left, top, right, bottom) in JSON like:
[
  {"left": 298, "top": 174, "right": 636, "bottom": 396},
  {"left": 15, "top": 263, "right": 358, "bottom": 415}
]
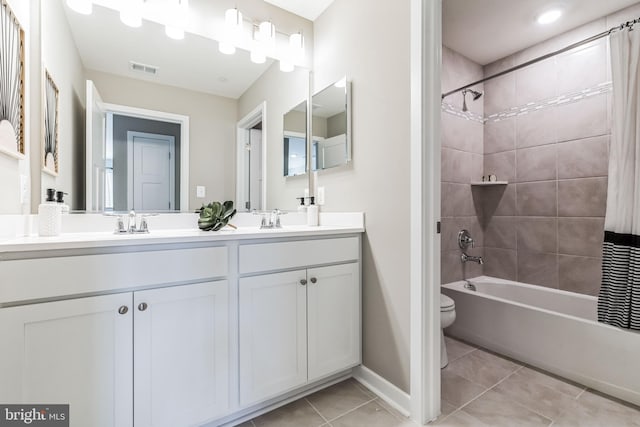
[{"left": 461, "top": 253, "right": 484, "bottom": 265}]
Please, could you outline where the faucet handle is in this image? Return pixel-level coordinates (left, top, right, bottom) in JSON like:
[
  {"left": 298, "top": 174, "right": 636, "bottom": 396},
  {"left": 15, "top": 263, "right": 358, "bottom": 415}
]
[
  {"left": 114, "top": 215, "right": 127, "bottom": 234},
  {"left": 138, "top": 217, "right": 149, "bottom": 233},
  {"left": 128, "top": 211, "right": 137, "bottom": 233}
]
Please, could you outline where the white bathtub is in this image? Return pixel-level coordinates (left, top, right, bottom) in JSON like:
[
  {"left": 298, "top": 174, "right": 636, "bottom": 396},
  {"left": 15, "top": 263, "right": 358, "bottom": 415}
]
[{"left": 442, "top": 276, "right": 640, "bottom": 406}]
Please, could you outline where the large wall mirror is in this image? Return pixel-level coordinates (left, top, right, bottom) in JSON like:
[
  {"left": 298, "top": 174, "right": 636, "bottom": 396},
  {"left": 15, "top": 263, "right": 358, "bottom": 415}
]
[
  {"left": 39, "top": 0, "right": 311, "bottom": 213},
  {"left": 283, "top": 100, "right": 307, "bottom": 177},
  {"left": 311, "top": 77, "right": 351, "bottom": 171}
]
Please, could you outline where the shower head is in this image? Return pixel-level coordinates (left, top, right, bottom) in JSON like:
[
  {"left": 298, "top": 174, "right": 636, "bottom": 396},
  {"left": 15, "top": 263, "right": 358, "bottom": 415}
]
[{"left": 461, "top": 89, "right": 483, "bottom": 112}]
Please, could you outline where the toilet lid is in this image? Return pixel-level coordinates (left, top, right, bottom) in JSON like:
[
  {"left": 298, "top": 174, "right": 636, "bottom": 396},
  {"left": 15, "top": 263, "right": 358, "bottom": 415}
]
[{"left": 440, "top": 294, "right": 455, "bottom": 310}]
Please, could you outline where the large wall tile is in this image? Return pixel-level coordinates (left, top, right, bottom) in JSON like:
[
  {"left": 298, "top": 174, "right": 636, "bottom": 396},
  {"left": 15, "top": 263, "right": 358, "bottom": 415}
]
[
  {"left": 557, "top": 40, "right": 607, "bottom": 94},
  {"left": 484, "top": 216, "right": 516, "bottom": 249},
  {"left": 442, "top": 248, "right": 484, "bottom": 284},
  {"left": 484, "top": 119, "right": 515, "bottom": 154},
  {"left": 557, "top": 136, "right": 609, "bottom": 179},
  {"left": 516, "top": 217, "right": 557, "bottom": 253},
  {"left": 558, "top": 178, "right": 607, "bottom": 217},
  {"left": 471, "top": 154, "right": 484, "bottom": 183},
  {"left": 442, "top": 113, "right": 484, "bottom": 153},
  {"left": 558, "top": 217, "right": 605, "bottom": 257},
  {"left": 484, "top": 74, "right": 516, "bottom": 115},
  {"left": 517, "top": 251, "right": 558, "bottom": 288},
  {"left": 516, "top": 145, "right": 557, "bottom": 182},
  {"left": 558, "top": 255, "right": 602, "bottom": 296},
  {"left": 442, "top": 46, "right": 483, "bottom": 93},
  {"left": 516, "top": 58, "right": 557, "bottom": 105},
  {"left": 516, "top": 182, "right": 557, "bottom": 217},
  {"left": 442, "top": 148, "right": 472, "bottom": 184},
  {"left": 516, "top": 108, "right": 556, "bottom": 149},
  {"left": 484, "top": 248, "right": 517, "bottom": 280},
  {"left": 555, "top": 95, "right": 608, "bottom": 143},
  {"left": 477, "top": 184, "right": 516, "bottom": 220},
  {"left": 484, "top": 150, "right": 516, "bottom": 182},
  {"left": 442, "top": 183, "right": 476, "bottom": 217}
]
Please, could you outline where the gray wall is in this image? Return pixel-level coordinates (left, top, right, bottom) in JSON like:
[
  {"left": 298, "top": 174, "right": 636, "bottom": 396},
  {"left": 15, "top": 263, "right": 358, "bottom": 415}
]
[
  {"left": 111, "top": 115, "right": 181, "bottom": 211},
  {"left": 440, "top": 47, "right": 485, "bottom": 284},
  {"left": 314, "top": 0, "right": 411, "bottom": 392},
  {"left": 327, "top": 111, "right": 346, "bottom": 138},
  {"left": 86, "top": 70, "right": 237, "bottom": 210}
]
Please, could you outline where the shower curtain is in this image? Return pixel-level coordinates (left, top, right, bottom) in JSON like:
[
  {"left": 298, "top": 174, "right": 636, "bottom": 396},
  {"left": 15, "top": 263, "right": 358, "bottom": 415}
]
[{"left": 598, "top": 27, "right": 640, "bottom": 330}]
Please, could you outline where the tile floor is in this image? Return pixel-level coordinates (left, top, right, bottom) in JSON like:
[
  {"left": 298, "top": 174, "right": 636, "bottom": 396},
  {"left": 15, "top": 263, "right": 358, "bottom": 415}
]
[
  {"left": 437, "top": 336, "right": 640, "bottom": 427},
  {"left": 237, "top": 336, "right": 640, "bottom": 427}
]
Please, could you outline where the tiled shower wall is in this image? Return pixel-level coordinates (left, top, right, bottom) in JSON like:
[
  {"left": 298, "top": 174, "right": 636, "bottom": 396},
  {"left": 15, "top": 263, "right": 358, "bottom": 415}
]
[
  {"left": 480, "top": 26, "right": 613, "bottom": 296},
  {"left": 440, "top": 4, "right": 640, "bottom": 294},
  {"left": 440, "top": 47, "right": 484, "bottom": 284}
]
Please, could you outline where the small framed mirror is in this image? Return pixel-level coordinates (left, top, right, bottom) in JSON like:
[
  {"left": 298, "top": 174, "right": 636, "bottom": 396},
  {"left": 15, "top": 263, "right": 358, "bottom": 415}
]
[
  {"left": 311, "top": 77, "right": 351, "bottom": 171},
  {"left": 283, "top": 99, "right": 308, "bottom": 177}
]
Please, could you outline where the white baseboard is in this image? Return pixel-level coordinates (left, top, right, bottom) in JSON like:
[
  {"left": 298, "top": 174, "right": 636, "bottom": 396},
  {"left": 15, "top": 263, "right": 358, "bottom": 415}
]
[{"left": 352, "top": 365, "right": 411, "bottom": 417}]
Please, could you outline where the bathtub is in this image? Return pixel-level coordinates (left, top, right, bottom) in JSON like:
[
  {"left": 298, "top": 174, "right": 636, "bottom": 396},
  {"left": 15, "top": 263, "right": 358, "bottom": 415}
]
[{"left": 442, "top": 276, "right": 640, "bottom": 406}]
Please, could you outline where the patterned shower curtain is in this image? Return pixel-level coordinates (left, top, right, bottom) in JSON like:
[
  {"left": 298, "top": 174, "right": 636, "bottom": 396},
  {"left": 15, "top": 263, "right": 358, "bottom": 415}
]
[{"left": 597, "top": 27, "right": 640, "bottom": 330}]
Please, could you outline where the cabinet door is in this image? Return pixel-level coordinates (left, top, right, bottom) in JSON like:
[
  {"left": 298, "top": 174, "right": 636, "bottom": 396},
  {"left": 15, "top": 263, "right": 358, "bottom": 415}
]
[
  {"left": 0, "top": 293, "right": 133, "bottom": 427},
  {"left": 239, "top": 271, "right": 307, "bottom": 406},
  {"left": 134, "top": 281, "right": 230, "bottom": 427},
  {"left": 307, "top": 263, "right": 361, "bottom": 381}
]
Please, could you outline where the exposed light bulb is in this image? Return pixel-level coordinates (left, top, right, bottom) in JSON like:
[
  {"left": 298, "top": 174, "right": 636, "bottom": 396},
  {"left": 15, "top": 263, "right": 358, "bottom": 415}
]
[
  {"left": 537, "top": 9, "right": 562, "bottom": 25},
  {"left": 258, "top": 21, "right": 275, "bottom": 55},
  {"left": 219, "top": 8, "right": 243, "bottom": 55},
  {"left": 251, "top": 46, "right": 266, "bottom": 64},
  {"left": 165, "top": 0, "right": 188, "bottom": 40},
  {"left": 120, "top": 0, "right": 144, "bottom": 28},
  {"left": 66, "top": 0, "right": 92, "bottom": 15},
  {"left": 280, "top": 57, "right": 294, "bottom": 73}
]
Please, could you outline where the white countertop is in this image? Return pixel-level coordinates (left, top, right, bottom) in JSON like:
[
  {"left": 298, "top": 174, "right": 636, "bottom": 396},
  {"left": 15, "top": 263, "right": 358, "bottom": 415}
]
[{"left": 0, "top": 212, "right": 365, "bottom": 253}]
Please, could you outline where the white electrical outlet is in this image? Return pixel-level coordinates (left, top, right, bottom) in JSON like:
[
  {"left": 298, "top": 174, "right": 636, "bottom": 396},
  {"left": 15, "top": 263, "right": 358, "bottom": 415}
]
[
  {"left": 19, "top": 175, "right": 29, "bottom": 204},
  {"left": 196, "top": 186, "right": 206, "bottom": 198},
  {"left": 317, "top": 186, "right": 325, "bottom": 205}
]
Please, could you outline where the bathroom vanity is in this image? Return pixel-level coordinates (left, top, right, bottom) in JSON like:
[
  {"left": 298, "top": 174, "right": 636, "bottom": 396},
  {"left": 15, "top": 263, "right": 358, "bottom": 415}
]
[{"left": 0, "top": 214, "right": 363, "bottom": 427}]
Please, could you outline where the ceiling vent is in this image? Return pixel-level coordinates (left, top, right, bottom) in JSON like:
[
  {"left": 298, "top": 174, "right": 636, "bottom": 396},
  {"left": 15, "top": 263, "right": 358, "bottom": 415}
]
[{"left": 129, "top": 61, "right": 159, "bottom": 76}]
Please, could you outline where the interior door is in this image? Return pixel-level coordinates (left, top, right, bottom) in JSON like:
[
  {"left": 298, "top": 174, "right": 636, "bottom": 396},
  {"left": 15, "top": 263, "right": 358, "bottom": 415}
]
[
  {"left": 127, "top": 131, "right": 175, "bottom": 211},
  {"left": 85, "top": 80, "right": 107, "bottom": 211},
  {"left": 249, "top": 128, "right": 262, "bottom": 211}
]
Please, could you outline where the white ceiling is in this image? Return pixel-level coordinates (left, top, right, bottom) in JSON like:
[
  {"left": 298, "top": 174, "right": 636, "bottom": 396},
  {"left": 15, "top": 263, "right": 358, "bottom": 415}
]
[
  {"left": 263, "top": 0, "right": 335, "bottom": 21},
  {"left": 443, "top": 0, "right": 640, "bottom": 65},
  {"left": 63, "top": 3, "right": 274, "bottom": 99}
]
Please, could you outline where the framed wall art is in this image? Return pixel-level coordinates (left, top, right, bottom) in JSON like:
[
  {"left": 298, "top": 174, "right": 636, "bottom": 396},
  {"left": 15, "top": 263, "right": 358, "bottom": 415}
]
[{"left": 43, "top": 69, "right": 59, "bottom": 176}]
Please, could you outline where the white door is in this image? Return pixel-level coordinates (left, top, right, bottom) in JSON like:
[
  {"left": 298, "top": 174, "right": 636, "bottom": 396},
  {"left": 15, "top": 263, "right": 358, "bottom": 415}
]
[
  {"left": 86, "top": 80, "right": 107, "bottom": 211},
  {"left": 307, "top": 263, "right": 361, "bottom": 381},
  {"left": 248, "top": 128, "right": 262, "bottom": 211},
  {"left": 127, "top": 131, "right": 175, "bottom": 211},
  {"left": 0, "top": 293, "right": 133, "bottom": 427},
  {"left": 133, "top": 281, "right": 230, "bottom": 427},
  {"left": 239, "top": 270, "right": 307, "bottom": 406}
]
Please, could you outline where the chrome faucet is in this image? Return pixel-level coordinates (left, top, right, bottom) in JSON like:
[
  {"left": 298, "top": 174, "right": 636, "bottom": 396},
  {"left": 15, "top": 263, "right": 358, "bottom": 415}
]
[
  {"left": 255, "top": 209, "right": 285, "bottom": 229},
  {"left": 461, "top": 253, "right": 484, "bottom": 265},
  {"left": 113, "top": 211, "right": 151, "bottom": 234}
]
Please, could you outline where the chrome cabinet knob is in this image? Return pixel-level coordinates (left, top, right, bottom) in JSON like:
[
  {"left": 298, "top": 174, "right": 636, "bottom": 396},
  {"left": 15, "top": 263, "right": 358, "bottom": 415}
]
[
  {"left": 118, "top": 306, "right": 128, "bottom": 315},
  {"left": 300, "top": 279, "right": 307, "bottom": 286},
  {"left": 138, "top": 302, "right": 148, "bottom": 311},
  {"left": 310, "top": 277, "right": 317, "bottom": 284}
]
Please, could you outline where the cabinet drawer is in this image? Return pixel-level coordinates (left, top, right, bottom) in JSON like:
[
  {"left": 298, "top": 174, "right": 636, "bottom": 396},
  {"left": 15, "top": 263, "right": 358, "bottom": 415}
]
[
  {"left": 239, "top": 237, "right": 359, "bottom": 274},
  {"left": 0, "top": 246, "right": 228, "bottom": 304}
]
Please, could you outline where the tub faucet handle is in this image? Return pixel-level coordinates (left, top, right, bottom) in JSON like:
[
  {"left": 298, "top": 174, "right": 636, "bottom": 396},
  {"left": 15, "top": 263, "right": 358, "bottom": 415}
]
[{"left": 458, "top": 229, "right": 475, "bottom": 249}]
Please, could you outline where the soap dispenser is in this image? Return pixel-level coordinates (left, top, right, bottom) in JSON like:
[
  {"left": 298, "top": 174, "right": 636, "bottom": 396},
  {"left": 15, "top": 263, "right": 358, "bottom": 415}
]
[
  {"left": 297, "top": 197, "right": 307, "bottom": 213},
  {"left": 306, "top": 196, "right": 319, "bottom": 227},
  {"left": 56, "top": 191, "right": 70, "bottom": 214},
  {"left": 38, "top": 188, "right": 62, "bottom": 236}
]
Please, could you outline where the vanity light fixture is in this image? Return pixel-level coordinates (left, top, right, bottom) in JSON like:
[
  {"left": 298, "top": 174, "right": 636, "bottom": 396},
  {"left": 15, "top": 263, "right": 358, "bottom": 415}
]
[
  {"left": 537, "top": 9, "right": 562, "bottom": 25},
  {"left": 120, "top": 0, "right": 145, "bottom": 28},
  {"left": 258, "top": 21, "right": 276, "bottom": 56},
  {"left": 66, "top": 0, "right": 92, "bottom": 15},
  {"left": 165, "top": 0, "right": 189, "bottom": 40},
  {"left": 289, "top": 32, "right": 304, "bottom": 61},
  {"left": 250, "top": 29, "right": 267, "bottom": 64},
  {"left": 219, "top": 8, "right": 243, "bottom": 55}
]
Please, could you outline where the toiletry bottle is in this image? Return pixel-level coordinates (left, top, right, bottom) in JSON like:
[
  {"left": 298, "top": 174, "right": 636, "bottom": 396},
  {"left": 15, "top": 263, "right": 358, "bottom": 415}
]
[
  {"left": 297, "top": 197, "right": 307, "bottom": 213},
  {"left": 307, "top": 196, "right": 319, "bottom": 226},
  {"left": 56, "top": 191, "right": 70, "bottom": 214},
  {"left": 38, "top": 188, "right": 62, "bottom": 236}
]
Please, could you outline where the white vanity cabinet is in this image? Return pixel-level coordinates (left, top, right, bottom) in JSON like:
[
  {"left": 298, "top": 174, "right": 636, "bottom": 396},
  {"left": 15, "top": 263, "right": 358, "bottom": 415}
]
[
  {"left": 0, "top": 280, "right": 230, "bottom": 427},
  {"left": 238, "top": 237, "right": 361, "bottom": 407}
]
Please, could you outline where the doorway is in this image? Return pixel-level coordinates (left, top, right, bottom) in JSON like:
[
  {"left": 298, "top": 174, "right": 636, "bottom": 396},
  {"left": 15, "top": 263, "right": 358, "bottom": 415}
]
[{"left": 237, "top": 102, "right": 267, "bottom": 212}]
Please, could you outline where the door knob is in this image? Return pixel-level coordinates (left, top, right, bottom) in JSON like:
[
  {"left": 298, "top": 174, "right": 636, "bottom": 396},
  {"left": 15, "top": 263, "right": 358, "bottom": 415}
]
[
  {"left": 300, "top": 279, "right": 307, "bottom": 286},
  {"left": 138, "top": 302, "right": 148, "bottom": 311},
  {"left": 310, "top": 277, "right": 317, "bottom": 284},
  {"left": 118, "top": 306, "right": 128, "bottom": 315}
]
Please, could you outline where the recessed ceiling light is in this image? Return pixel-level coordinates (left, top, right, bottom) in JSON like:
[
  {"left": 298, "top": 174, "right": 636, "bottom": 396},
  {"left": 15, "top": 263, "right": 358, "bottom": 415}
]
[{"left": 537, "top": 9, "right": 562, "bottom": 25}]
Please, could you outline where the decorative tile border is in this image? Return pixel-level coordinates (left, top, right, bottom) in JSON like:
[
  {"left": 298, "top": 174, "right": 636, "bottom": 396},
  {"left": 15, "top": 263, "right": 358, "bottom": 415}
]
[{"left": 442, "top": 81, "right": 612, "bottom": 124}]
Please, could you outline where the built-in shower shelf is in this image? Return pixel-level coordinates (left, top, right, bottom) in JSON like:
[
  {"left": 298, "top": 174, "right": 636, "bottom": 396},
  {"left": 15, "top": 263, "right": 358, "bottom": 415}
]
[{"left": 470, "top": 181, "right": 508, "bottom": 186}]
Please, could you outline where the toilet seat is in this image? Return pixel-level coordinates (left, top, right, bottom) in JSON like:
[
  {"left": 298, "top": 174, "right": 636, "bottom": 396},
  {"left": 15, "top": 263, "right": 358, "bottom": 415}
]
[{"left": 440, "top": 294, "right": 455, "bottom": 311}]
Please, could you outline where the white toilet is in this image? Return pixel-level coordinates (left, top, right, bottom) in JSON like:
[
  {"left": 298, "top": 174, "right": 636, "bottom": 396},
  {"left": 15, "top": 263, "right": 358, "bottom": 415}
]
[{"left": 440, "top": 294, "right": 456, "bottom": 368}]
